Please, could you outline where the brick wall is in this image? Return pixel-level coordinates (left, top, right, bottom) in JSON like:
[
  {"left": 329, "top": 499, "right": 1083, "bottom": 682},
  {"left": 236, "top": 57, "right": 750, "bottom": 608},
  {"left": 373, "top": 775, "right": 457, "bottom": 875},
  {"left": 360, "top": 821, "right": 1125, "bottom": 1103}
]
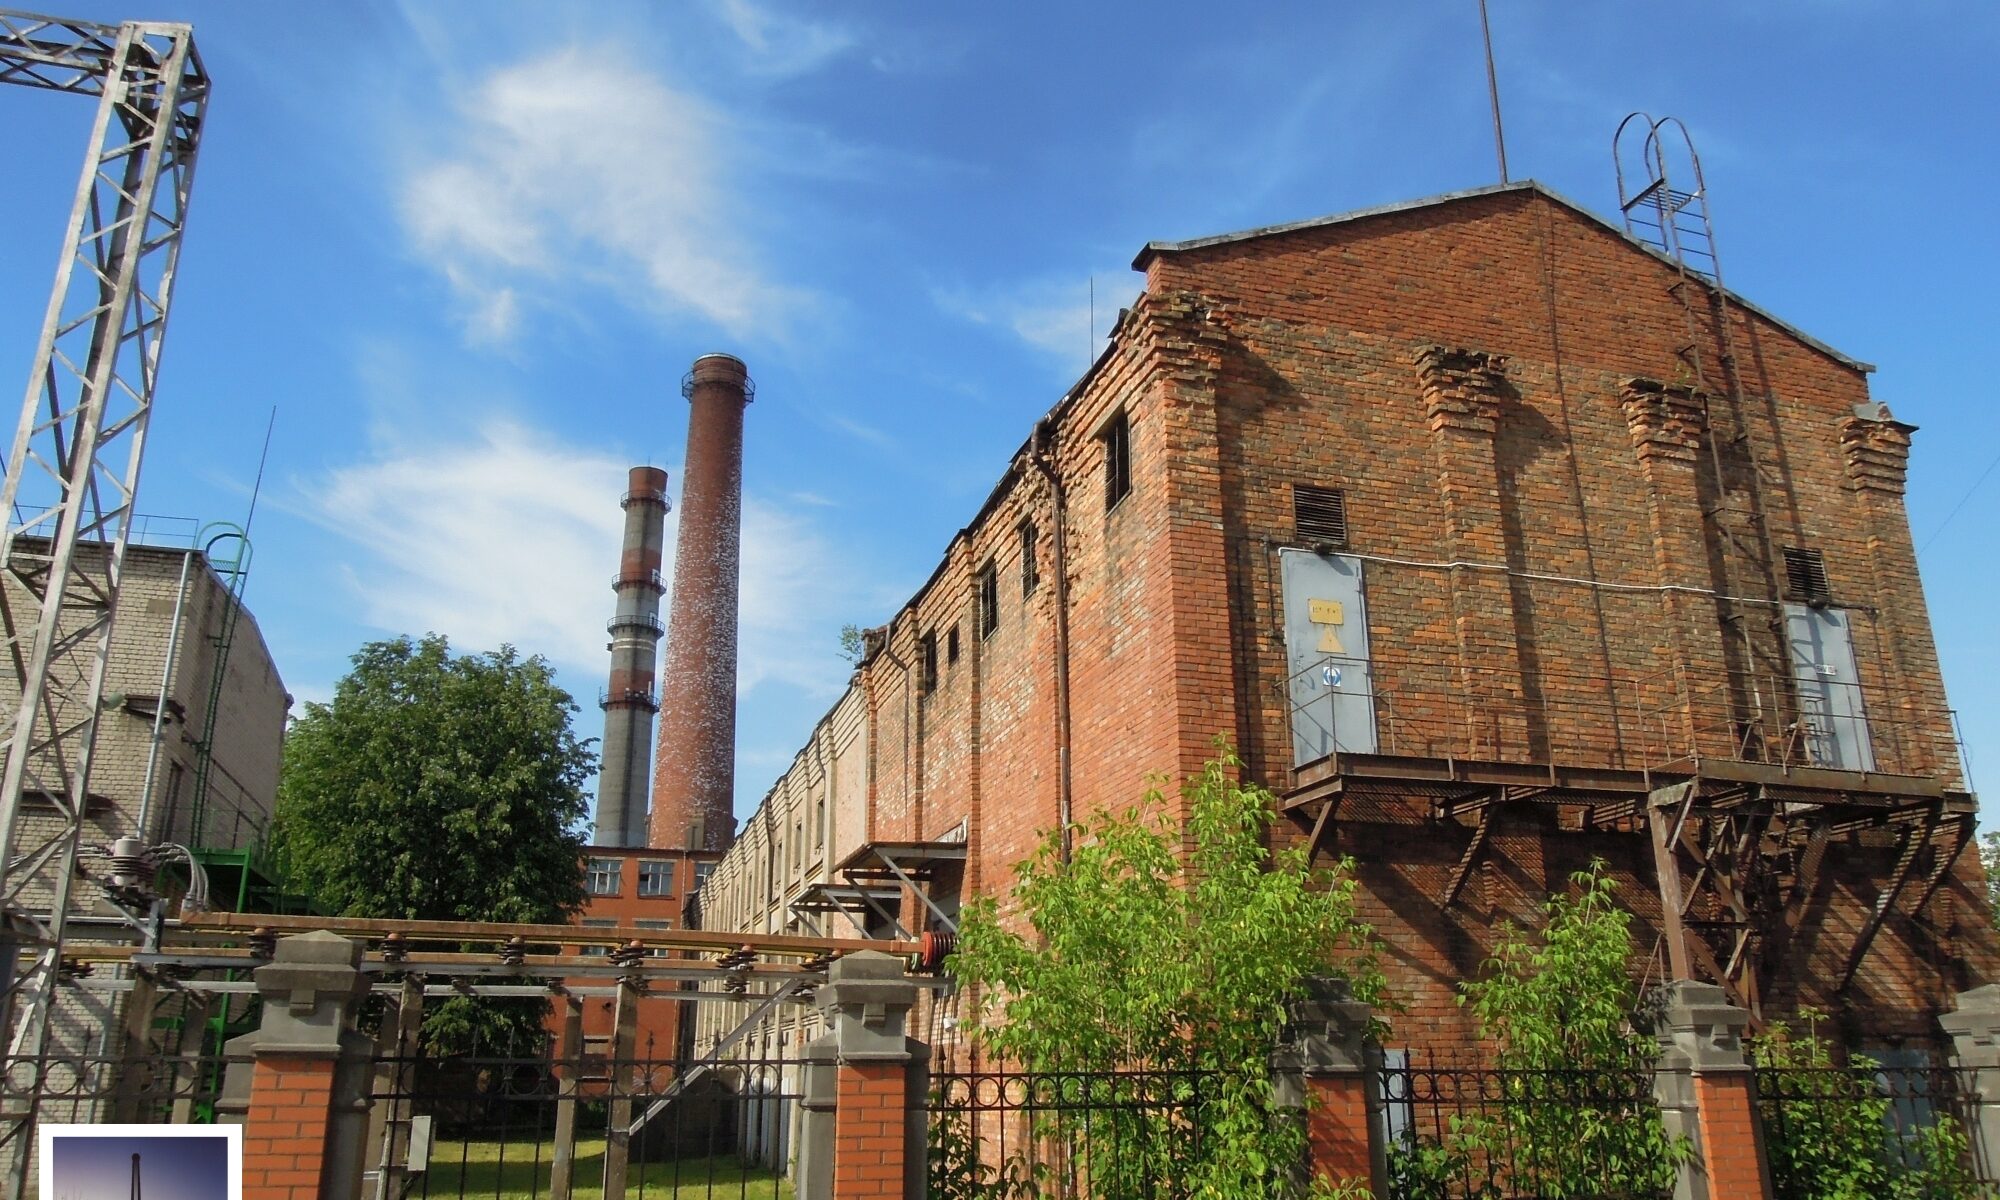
[{"left": 695, "top": 182, "right": 1997, "bottom": 1053}]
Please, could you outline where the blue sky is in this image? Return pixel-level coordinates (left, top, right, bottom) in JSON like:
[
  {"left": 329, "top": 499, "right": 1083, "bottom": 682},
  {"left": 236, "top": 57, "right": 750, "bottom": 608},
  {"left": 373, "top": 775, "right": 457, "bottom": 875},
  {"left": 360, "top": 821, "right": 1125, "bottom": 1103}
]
[{"left": 2, "top": 1, "right": 1996, "bottom": 834}]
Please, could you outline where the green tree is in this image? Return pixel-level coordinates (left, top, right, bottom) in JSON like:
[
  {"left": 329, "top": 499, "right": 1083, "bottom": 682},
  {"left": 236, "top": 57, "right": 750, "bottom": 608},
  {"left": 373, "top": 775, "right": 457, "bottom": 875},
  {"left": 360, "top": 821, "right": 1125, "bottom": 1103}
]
[
  {"left": 1440, "top": 862, "right": 1691, "bottom": 1199},
  {"left": 272, "top": 634, "right": 593, "bottom": 1052},
  {"left": 949, "top": 744, "right": 1383, "bottom": 1200}
]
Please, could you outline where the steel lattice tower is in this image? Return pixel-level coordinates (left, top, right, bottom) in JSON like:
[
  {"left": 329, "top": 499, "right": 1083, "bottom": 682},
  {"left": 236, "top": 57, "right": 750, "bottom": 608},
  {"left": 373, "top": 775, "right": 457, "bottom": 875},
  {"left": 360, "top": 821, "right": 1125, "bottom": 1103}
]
[{"left": 0, "top": 10, "right": 206, "bottom": 1191}]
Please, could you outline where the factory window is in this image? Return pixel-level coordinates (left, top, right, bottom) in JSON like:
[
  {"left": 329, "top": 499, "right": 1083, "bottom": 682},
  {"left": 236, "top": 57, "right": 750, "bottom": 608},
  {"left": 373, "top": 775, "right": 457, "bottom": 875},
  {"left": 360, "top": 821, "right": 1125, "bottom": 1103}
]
[
  {"left": 1294, "top": 485, "right": 1348, "bottom": 548},
  {"left": 920, "top": 632, "right": 938, "bottom": 694},
  {"left": 793, "top": 821, "right": 803, "bottom": 867},
  {"left": 947, "top": 624, "right": 960, "bottom": 664},
  {"left": 1784, "top": 546, "right": 1832, "bottom": 606},
  {"left": 1103, "top": 409, "right": 1132, "bottom": 509},
  {"left": 580, "top": 918, "right": 616, "bottom": 955},
  {"left": 694, "top": 861, "right": 715, "bottom": 892},
  {"left": 586, "top": 857, "right": 623, "bottom": 897},
  {"left": 978, "top": 562, "right": 1000, "bottom": 637},
  {"left": 1020, "top": 519, "right": 1040, "bottom": 595},
  {"left": 637, "top": 859, "right": 674, "bottom": 897}
]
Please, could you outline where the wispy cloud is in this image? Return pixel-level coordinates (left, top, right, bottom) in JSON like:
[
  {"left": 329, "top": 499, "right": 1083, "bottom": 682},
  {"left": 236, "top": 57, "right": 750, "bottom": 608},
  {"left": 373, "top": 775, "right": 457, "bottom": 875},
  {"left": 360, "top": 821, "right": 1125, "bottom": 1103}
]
[
  {"left": 299, "top": 422, "right": 867, "bottom": 706},
  {"left": 713, "top": 0, "right": 857, "bottom": 77},
  {"left": 399, "top": 44, "right": 808, "bottom": 343},
  {"left": 934, "top": 272, "right": 1137, "bottom": 371}
]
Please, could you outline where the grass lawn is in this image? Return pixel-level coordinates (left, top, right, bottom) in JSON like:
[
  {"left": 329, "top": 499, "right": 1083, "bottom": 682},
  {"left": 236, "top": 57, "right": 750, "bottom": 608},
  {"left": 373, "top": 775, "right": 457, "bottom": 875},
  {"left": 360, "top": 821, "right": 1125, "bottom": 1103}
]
[{"left": 421, "top": 1138, "right": 793, "bottom": 1200}]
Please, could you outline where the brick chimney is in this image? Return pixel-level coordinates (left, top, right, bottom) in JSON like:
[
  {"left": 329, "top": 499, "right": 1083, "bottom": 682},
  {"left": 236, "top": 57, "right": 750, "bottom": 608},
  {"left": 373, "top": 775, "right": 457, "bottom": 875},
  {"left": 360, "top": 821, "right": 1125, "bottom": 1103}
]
[{"left": 649, "top": 354, "right": 751, "bottom": 851}]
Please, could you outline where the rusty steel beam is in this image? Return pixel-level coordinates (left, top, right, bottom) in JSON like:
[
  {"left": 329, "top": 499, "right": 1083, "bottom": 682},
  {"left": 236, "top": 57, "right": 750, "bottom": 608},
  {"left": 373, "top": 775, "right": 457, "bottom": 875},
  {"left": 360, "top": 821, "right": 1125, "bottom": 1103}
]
[{"left": 178, "top": 910, "right": 919, "bottom": 958}]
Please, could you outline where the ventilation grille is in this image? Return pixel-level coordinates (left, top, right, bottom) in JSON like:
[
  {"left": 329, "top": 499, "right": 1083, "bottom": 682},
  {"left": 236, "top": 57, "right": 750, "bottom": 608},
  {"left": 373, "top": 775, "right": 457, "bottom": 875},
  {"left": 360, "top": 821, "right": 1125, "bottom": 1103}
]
[
  {"left": 1784, "top": 547, "right": 1831, "bottom": 606},
  {"left": 1294, "top": 485, "right": 1348, "bottom": 547}
]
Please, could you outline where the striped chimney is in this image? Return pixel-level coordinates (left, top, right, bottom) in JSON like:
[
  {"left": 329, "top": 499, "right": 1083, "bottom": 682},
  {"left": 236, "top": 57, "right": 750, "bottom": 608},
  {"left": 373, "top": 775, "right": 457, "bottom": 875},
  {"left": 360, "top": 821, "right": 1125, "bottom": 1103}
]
[{"left": 596, "top": 466, "right": 669, "bottom": 846}]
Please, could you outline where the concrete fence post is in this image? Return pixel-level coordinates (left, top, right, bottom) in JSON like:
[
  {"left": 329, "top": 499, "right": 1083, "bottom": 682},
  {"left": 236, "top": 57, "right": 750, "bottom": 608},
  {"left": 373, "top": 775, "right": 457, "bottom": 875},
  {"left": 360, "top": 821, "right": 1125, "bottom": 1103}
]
[
  {"left": 1277, "top": 977, "right": 1385, "bottom": 1197},
  {"left": 1649, "top": 980, "right": 1772, "bottom": 1200},
  {"left": 1939, "top": 983, "right": 2000, "bottom": 1186},
  {"left": 815, "top": 951, "right": 928, "bottom": 1200},
  {"left": 794, "top": 1029, "right": 839, "bottom": 1200},
  {"left": 220, "top": 931, "right": 375, "bottom": 1200}
]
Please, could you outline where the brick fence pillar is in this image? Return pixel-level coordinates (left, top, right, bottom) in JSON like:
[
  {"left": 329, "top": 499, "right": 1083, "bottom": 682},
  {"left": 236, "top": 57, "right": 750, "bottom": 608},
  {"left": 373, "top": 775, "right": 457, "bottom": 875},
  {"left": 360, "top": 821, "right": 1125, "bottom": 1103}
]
[
  {"left": 1276, "top": 977, "right": 1385, "bottom": 1197},
  {"left": 220, "top": 931, "right": 375, "bottom": 1200},
  {"left": 813, "top": 951, "right": 927, "bottom": 1200},
  {"left": 1650, "top": 980, "right": 1772, "bottom": 1200},
  {"left": 1939, "top": 983, "right": 2000, "bottom": 1185}
]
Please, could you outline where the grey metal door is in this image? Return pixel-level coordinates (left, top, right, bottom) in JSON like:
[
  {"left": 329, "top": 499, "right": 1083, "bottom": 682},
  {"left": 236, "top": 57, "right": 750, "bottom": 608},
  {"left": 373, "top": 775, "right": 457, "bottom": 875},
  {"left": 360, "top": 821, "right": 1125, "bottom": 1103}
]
[
  {"left": 1783, "top": 603, "right": 1875, "bottom": 772},
  {"left": 1280, "top": 549, "right": 1377, "bottom": 766}
]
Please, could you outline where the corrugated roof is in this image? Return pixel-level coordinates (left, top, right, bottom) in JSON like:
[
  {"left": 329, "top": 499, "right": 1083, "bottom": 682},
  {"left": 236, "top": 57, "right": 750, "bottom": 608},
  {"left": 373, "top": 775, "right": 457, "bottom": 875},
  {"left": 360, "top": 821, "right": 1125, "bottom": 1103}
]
[{"left": 1133, "top": 179, "right": 1874, "bottom": 374}]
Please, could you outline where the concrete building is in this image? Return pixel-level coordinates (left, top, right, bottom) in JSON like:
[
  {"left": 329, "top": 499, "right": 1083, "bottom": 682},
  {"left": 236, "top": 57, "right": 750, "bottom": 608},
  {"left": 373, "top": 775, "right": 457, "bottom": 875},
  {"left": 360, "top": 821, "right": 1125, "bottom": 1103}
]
[{"left": 694, "top": 180, "right": 1996, "bottom": 1056}]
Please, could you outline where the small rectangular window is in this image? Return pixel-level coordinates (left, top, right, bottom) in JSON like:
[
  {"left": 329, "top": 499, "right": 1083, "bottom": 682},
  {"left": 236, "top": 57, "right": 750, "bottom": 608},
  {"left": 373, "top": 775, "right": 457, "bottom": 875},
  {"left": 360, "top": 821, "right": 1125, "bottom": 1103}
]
[
  {"left": 1294, "top": 485, "right": 1348, "bottom": 548},
  {"left": 637, "top": 859, "right": 674, "bottom": 897},
  {"left": 978, "top": 562, "right": 1000, "bottom": 637},
  {"left": 1784, "top": 547, "right": 1832, "bottom": 606},
  {"left": 586, "top": 857, "right": 623, "bottom": 897},
  {"left": 947, "top": 623, "right": 960, "bottom": 664},
  {"left": 580, "top": 918, "right": 616, "bottom": 955},
  {"left": 920, "top": 632, "right": 938, "bottom": 694},
  {"left": 1103, "top": 410, "right": 1132, "bottom": 509},
  {"left": 1020, "top": 519, "right": 1040, "bottom": 596},
  {"left": 694, "top": 861, "right": 715, "bottom": 890}
]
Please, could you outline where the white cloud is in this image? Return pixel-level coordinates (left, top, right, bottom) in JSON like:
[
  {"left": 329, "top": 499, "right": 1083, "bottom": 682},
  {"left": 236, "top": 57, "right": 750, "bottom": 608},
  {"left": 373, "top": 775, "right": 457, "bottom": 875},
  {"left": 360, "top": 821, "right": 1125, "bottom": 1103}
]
[
  {"left": 399, "top": 45, "right": 806, "bottom": 343},
  {"left": 935, "top": 273, "right": 1138, "bottom": 371},
  {"left": 714, "top": 0, "right": 857, "bottom": 76},
  {"left": 301, "top": 422, "right": 862, "bottom": 705}
]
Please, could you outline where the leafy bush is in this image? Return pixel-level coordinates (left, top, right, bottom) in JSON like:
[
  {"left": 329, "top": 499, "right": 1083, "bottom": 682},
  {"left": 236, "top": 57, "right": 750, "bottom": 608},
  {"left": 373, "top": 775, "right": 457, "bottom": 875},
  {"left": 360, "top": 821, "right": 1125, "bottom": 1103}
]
[
  {"left": 945, "top": 743, "right": 1383, "bottom": 1200},
  {"left": 1751, "top": 1012, "right": 1987, "bottom": 1200}
]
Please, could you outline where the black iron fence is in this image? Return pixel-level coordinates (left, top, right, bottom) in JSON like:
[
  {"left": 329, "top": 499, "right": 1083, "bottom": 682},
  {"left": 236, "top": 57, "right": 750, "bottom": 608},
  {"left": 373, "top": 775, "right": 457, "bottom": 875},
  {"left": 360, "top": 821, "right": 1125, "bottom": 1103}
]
[
  {"left": 368, "top": 1045, "right": 808, "bottom": 1200},
  {"left": 1754, "top": 1062, "right": 1985, "bottom": 1200},
  {"left": 0, "top": 1048, "right": 240, "bottom": 1126},
  {"left": 1378, "top": 1052, "right": 1676, "bottom": 1200},
  {"left": 925, "top": 1067, "right": 1222, "bottom": 1200}
]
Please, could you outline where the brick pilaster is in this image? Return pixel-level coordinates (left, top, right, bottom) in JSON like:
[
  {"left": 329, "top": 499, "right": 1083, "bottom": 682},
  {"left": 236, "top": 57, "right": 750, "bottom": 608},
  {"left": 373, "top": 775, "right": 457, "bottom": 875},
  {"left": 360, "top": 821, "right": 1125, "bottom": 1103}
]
[
  {"left": 1840, "top": 411, "right": 1956, "bottom": 778},
  {"left": 1650, "top": 980, "right": 1772, "bottom": 1200},
  {"left": 811, "top": 951, "right": 927, "bottom": 1200},
  {"left": 1277, "top": 977, "right": 1385, "bottom": 1196},
  {"left": 1619, "top": 378, "right": 1737, "bottom": 762},
  {"left": 1415, "top": 345, "right": 1524, "bottom": 758},
  {"left": 224, "top": 931, "right": 374, "bottom": 1200}
]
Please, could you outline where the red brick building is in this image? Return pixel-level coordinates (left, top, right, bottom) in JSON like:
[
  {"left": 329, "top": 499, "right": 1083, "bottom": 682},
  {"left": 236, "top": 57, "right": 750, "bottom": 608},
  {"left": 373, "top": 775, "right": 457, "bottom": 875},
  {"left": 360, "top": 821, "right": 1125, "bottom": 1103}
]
[
  {"left": 555, "top": 844, "right": 719, "bottom": 1054},
  {"left": 697, "top": 180, "right": 1995, "bottom": 1053}
]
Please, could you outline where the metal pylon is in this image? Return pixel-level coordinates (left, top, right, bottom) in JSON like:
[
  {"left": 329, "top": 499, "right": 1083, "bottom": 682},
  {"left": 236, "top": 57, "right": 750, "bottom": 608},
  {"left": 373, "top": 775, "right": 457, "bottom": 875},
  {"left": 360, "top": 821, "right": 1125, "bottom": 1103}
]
[{"left": 0, "top": 10, "right": 206, "bottom": 1192}]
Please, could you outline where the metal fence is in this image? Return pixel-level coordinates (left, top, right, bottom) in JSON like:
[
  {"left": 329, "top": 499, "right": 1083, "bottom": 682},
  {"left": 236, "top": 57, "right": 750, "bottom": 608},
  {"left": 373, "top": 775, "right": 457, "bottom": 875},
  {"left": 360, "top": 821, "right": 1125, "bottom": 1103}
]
[
  {"left": 925, "top": 1067, "right": 1222, "bottom": 1200},
  {"left": 1378, "top": 1052, "right": 1675, "bottom": 1200},
  {"left": 368, "top": 1044, "right": 808, "bottom": 1200},
  {"left": 1754, "top": 1063, "right": 1985, "bottom": 1200}
]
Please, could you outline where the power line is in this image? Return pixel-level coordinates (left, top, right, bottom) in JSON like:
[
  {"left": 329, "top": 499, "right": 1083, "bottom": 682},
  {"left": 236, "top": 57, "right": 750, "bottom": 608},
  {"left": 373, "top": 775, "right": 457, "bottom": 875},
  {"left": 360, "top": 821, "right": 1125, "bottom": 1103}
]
[{"left": 1919, "top": 446, "right": 2000, "bottom": 554}]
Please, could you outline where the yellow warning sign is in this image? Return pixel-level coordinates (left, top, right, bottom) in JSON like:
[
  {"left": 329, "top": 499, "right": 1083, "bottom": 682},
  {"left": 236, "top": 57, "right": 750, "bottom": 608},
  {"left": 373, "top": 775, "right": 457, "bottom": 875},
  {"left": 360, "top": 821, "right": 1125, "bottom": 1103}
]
[{"left": 1309, "top": 597, "right": 1346, "bottom": 653}]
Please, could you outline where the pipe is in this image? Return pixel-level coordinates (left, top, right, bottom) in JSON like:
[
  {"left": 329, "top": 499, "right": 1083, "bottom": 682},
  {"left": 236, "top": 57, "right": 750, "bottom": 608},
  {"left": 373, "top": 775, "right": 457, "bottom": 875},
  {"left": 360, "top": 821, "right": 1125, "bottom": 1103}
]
[
  {"left": 135, "top": 549, "right": 194, "bottom": 840},
  {"left": 1030, "top": 423, "right": 1075, "bottom": 862}
]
